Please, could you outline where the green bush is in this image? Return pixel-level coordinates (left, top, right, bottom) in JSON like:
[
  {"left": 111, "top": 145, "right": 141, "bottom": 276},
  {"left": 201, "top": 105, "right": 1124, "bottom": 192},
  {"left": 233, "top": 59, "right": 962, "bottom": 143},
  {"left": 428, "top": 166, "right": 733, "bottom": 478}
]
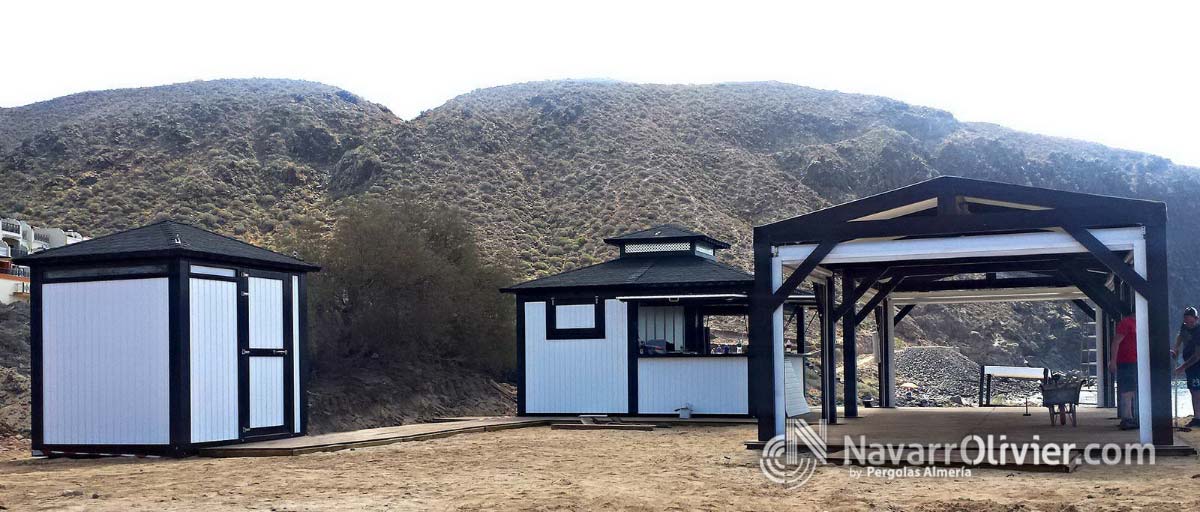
[{"left": 295, "top": 198, "right": 516, "bottom": 377}]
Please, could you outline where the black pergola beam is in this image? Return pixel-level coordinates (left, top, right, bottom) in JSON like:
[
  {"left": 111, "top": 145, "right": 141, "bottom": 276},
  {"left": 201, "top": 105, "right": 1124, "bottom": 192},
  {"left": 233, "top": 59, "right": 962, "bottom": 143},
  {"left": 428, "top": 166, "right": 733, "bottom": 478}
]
[
  {"left": 830, "top": 267, "right": 888, "bottom": 319},
  {"left": 893, "top": 304, "right": 915, "bottom": 325},
  {"left": 772, "top": 206, "right": 1148, "bottom": 244},
  {"left": 1071, "top": 299, "right": 1096, "bottom": 320},
  {"left": 770, "top": 240, "right": 836, "bottom": 307},
  {"left": 855, "top": 276, "right": 904, "bottom": 326},
  {"left": 854, "top": 256, "right": 1093, "bottom": 277},
  {"left": 700, "top": 305, "right": 750, "bottom": 316},
  {"left": 1063, "top": 226, "right": 1152, "bottom": 299},
  {"left": 765, "top": 177, "right": 1158, "bottom": 239},
  {"left": 891, "top": 275, "right": 1070, "bottom": 293},
  {"left": 1060, "top": 266, "right": 1129, "bottom": 319},
  {"left": 937, "top": 193, "right": 967, "bottom": 216}
]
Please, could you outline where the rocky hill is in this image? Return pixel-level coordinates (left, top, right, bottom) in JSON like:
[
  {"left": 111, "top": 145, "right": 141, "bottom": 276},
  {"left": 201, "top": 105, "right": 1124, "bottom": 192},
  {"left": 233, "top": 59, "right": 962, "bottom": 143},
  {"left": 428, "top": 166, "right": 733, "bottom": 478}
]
[{"left": 3, "top": 78, "right": 1199, "bottom": 373}]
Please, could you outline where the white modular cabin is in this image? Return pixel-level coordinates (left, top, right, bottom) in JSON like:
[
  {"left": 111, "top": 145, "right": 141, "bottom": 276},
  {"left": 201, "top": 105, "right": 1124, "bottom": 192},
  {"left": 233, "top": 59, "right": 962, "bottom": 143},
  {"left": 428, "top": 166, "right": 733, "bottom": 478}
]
[
  {"left": 502, "top": 225, "right": 814, "bottom": 418},
  {"left": 15, "top": 221, "right": 319, "bottom": 457}
]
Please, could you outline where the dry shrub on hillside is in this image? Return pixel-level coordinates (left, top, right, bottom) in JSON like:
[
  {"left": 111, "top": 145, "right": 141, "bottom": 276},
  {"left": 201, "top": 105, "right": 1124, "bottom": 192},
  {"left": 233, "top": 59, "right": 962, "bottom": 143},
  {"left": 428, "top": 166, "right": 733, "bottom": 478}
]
[{"left": 299, "top": 199, "right": 516, "bottom": 377}]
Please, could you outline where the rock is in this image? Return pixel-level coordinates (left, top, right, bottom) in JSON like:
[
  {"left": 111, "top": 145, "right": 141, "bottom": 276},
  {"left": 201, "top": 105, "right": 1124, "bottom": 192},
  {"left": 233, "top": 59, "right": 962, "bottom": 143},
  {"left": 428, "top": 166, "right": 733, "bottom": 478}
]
[{"left": 893, "top": 346, "right": 1039, "bottom": 407}]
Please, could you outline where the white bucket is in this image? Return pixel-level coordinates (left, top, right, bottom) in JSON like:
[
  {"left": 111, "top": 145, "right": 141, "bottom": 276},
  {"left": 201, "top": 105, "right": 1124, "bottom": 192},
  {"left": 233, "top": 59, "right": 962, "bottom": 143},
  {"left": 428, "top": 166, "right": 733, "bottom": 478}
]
[{"left": 675, "top": 404, "right": 693, "bottom": 419}]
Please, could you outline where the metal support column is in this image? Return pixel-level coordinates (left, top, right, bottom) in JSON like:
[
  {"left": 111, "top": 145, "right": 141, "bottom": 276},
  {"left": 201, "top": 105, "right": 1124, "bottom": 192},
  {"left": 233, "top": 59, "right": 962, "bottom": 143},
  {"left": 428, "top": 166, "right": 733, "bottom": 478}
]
[
  {"left": 796, "top": 305, "right": 806, "bottom": 355},
  {"left": 881, "top": 298, "right": 896, "bottom": 407},
  {"left": 820, "top": 276, "right": 838, "bottom": 425},
  {"left": 748, "top": 237, "right": 776, "bottom": 442},
  {"left": 1093, "top": 305, "right": 1111, "bottom": 408},
  {"left": 842, "top": 271, "right": 858, "bottom": 418},
  {"left": 1145, "top": 220, "right": 1173, "bottom": 446}
]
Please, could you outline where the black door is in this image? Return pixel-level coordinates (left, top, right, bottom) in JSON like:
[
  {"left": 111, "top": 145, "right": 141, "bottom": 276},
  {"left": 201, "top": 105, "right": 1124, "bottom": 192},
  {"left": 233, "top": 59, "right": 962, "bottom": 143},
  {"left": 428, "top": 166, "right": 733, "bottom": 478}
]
[{"left": 238, "top": 270, "right": 294, "bottom": 438}]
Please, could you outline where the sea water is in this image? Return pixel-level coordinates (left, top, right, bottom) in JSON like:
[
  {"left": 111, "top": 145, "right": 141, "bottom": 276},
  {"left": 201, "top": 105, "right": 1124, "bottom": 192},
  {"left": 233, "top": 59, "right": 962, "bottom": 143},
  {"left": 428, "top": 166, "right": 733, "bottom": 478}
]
[
  {"left": 1172, "top": 380, "right": 1194, "bottom": 418},
  {"left": 1073, "top": 382, "right": 1193, "bottom": 418}
]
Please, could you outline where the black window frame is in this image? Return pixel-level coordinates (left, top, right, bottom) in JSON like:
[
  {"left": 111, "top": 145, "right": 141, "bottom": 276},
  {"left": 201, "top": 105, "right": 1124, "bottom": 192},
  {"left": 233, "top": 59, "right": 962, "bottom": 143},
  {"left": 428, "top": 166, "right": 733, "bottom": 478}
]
[
  {"left": 546, "top": 297, "right": 606, "bottom": 340},
  {"left": 40, "top": 261, "right": 171, "bottom": 283}
]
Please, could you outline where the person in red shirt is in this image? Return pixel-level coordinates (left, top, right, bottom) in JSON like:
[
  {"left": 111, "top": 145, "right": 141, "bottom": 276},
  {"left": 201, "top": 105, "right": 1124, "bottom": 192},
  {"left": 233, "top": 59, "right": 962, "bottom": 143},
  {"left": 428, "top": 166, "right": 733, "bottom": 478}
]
[{"left": 1108, "top": 315, "right": 1139, "bottom": 430}]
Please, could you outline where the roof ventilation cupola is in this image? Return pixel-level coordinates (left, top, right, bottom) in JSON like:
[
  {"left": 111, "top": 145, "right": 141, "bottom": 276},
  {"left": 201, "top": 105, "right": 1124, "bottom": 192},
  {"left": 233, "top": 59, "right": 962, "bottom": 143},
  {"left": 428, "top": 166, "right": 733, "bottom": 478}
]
[{"left": 603, "top": 224, "right": 731, "bottom": 260}]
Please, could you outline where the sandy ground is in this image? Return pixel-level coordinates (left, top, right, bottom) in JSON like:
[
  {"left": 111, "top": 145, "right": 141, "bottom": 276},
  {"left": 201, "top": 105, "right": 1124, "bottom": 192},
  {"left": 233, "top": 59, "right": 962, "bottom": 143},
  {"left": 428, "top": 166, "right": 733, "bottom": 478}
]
[{"left": 0, "top": 425, "right": 1197, "bottom": 511}]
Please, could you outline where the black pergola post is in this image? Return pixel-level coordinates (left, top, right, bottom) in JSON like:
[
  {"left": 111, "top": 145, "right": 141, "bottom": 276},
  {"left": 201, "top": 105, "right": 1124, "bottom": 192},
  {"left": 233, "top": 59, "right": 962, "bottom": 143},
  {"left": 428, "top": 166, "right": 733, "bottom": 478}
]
[
  {"left": 1145, "top": 218, "right": 1173, "bottom": 446},
  {"left": 795, "top": 305, "right": 805, "bottom": 355},
  {"left": 1100, "top": 314, "right": 1116, "bottom": 408},
  {"left": 877, "top": 300, "right": 895, "bottom": 408},
  {"left": 821, "top": 276, "right": 838, "bottom": 425},
  {"left": 842, "top": 270, "right": 858, "bottom": 418},
  {"left": 748, "top": 233, "right": 777, "bottom": 442},
  {"left": 626, "top": 301, "right": 639, "bottom": 415}
]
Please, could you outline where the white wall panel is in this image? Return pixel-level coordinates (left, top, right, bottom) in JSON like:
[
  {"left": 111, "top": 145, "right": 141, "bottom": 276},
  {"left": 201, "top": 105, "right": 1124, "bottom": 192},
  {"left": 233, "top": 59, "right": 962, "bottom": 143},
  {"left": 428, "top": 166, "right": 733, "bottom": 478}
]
[
  {"left": 189, "top": 278, "right": 239, "bottom": 443},
  {"left": 784, "top": 356, "right": 809, "bottom": 416},
  {"left": 42, "top": 278, "right": 170, "bottom": 445},
  {"left": 248, "top": 277, "right": 283, "bottom": 349},
  {"left": 249, "top": 357, "right": 285, "bottom": 428},
  {"left": 554, "top": 304, "right": 595, "bottom": 329},
  {"left": 638, "top": 306, "right": 684, "bottom": 348},
  {"left": 292, "top": 275, "right": 301, "bottom": 433},
  {"left": 525, "top": 300, "right": 627, "bottom": 413},
  {"left": 637, "top": 358, "right": 748, "bottom": 414}
]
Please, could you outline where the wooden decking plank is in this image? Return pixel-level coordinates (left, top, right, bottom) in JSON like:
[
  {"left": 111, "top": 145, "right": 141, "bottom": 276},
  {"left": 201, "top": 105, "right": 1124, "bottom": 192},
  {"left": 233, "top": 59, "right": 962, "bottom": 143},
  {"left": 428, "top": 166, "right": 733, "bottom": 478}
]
[
  {"left": 198, "top": 417, "right": 551, "bottom": 457},
  {"left": 551, "top": 423, "right": 656, "bottom": 431}
]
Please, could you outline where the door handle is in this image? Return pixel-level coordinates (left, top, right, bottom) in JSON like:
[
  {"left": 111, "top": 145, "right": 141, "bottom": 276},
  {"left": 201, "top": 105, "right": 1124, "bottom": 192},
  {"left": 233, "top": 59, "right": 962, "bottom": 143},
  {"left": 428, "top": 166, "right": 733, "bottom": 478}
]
[
  {"left": 273, "top": 349, "right": 288, "bottom": 355},
  {"left": 241, "top": 349, "right": 250, "bottom": 355}
]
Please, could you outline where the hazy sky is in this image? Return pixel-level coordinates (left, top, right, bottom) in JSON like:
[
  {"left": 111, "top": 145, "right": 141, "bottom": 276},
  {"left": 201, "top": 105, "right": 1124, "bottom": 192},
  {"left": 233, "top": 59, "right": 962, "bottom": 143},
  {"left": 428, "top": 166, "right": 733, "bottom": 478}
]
[{"left": 3, "top": 1, "right": 1197, "bottom": 166}]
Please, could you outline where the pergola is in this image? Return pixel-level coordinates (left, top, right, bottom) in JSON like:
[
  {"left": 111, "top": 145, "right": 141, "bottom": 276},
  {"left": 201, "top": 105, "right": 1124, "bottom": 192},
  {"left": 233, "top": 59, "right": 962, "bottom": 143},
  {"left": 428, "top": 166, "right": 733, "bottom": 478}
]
[{"left": 748, "top": 176, "right": 1172, "bottom": 446}]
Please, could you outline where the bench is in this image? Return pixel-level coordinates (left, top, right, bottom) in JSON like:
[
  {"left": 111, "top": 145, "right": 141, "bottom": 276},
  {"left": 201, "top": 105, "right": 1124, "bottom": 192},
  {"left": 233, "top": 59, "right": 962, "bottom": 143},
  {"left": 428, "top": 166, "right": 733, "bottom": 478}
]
[{"left": 979, "top": 365, "right": 1049, "bottom": 406}]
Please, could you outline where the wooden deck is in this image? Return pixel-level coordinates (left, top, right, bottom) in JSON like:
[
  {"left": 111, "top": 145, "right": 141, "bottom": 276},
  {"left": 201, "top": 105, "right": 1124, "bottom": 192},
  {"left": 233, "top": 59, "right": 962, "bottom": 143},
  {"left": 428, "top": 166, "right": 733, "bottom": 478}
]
[
  {"left": 822, "top": 406, "right": 1139, "bottom": 447},
  {"left": 199, "top": 415, "right": 755, "bottom": 457},
  {"left": 199, "top": 417, "right": 550, "bottom": 457}
]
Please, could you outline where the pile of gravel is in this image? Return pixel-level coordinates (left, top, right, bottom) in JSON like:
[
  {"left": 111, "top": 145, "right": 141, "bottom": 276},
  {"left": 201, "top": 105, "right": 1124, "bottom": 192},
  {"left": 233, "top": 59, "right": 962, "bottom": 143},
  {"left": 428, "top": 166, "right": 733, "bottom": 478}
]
[{"left": 894, "top": 346, "right": 1039, "bottom": 407}]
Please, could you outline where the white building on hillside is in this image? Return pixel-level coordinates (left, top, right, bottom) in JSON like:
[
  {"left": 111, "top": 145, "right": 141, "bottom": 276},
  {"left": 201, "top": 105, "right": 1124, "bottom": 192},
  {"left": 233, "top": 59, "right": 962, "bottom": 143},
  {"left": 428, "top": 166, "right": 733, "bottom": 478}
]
[{"left": 1, "top": 218, "right": 88, "bottom": 304}]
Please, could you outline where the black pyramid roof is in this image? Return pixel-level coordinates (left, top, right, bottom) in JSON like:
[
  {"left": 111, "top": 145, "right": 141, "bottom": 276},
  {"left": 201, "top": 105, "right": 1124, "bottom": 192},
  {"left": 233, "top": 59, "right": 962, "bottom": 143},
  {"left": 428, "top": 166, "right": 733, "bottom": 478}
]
[
  {"left": 14, "top": 220, "right": 319, "bottom": 271},
  {"left": 603, "top": 224, "right": 731, "bottom": 249},
  {"left": 500, "top": 254, "right": 752, "bottom": 292}
]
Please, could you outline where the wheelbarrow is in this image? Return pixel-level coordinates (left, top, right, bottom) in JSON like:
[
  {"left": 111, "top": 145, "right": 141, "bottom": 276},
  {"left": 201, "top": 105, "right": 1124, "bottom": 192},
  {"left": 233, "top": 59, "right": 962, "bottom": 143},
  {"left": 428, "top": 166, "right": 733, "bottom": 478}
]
[{"left": 1041, "top": 379, "right": 1085, "bottom": 427}]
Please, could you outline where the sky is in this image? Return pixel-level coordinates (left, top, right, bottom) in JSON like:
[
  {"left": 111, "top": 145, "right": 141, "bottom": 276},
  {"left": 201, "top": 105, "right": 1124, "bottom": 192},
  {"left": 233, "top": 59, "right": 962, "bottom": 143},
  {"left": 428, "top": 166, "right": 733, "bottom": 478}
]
[{"left": 3, "top": 1, "right": 1198, "bottom": 166}]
